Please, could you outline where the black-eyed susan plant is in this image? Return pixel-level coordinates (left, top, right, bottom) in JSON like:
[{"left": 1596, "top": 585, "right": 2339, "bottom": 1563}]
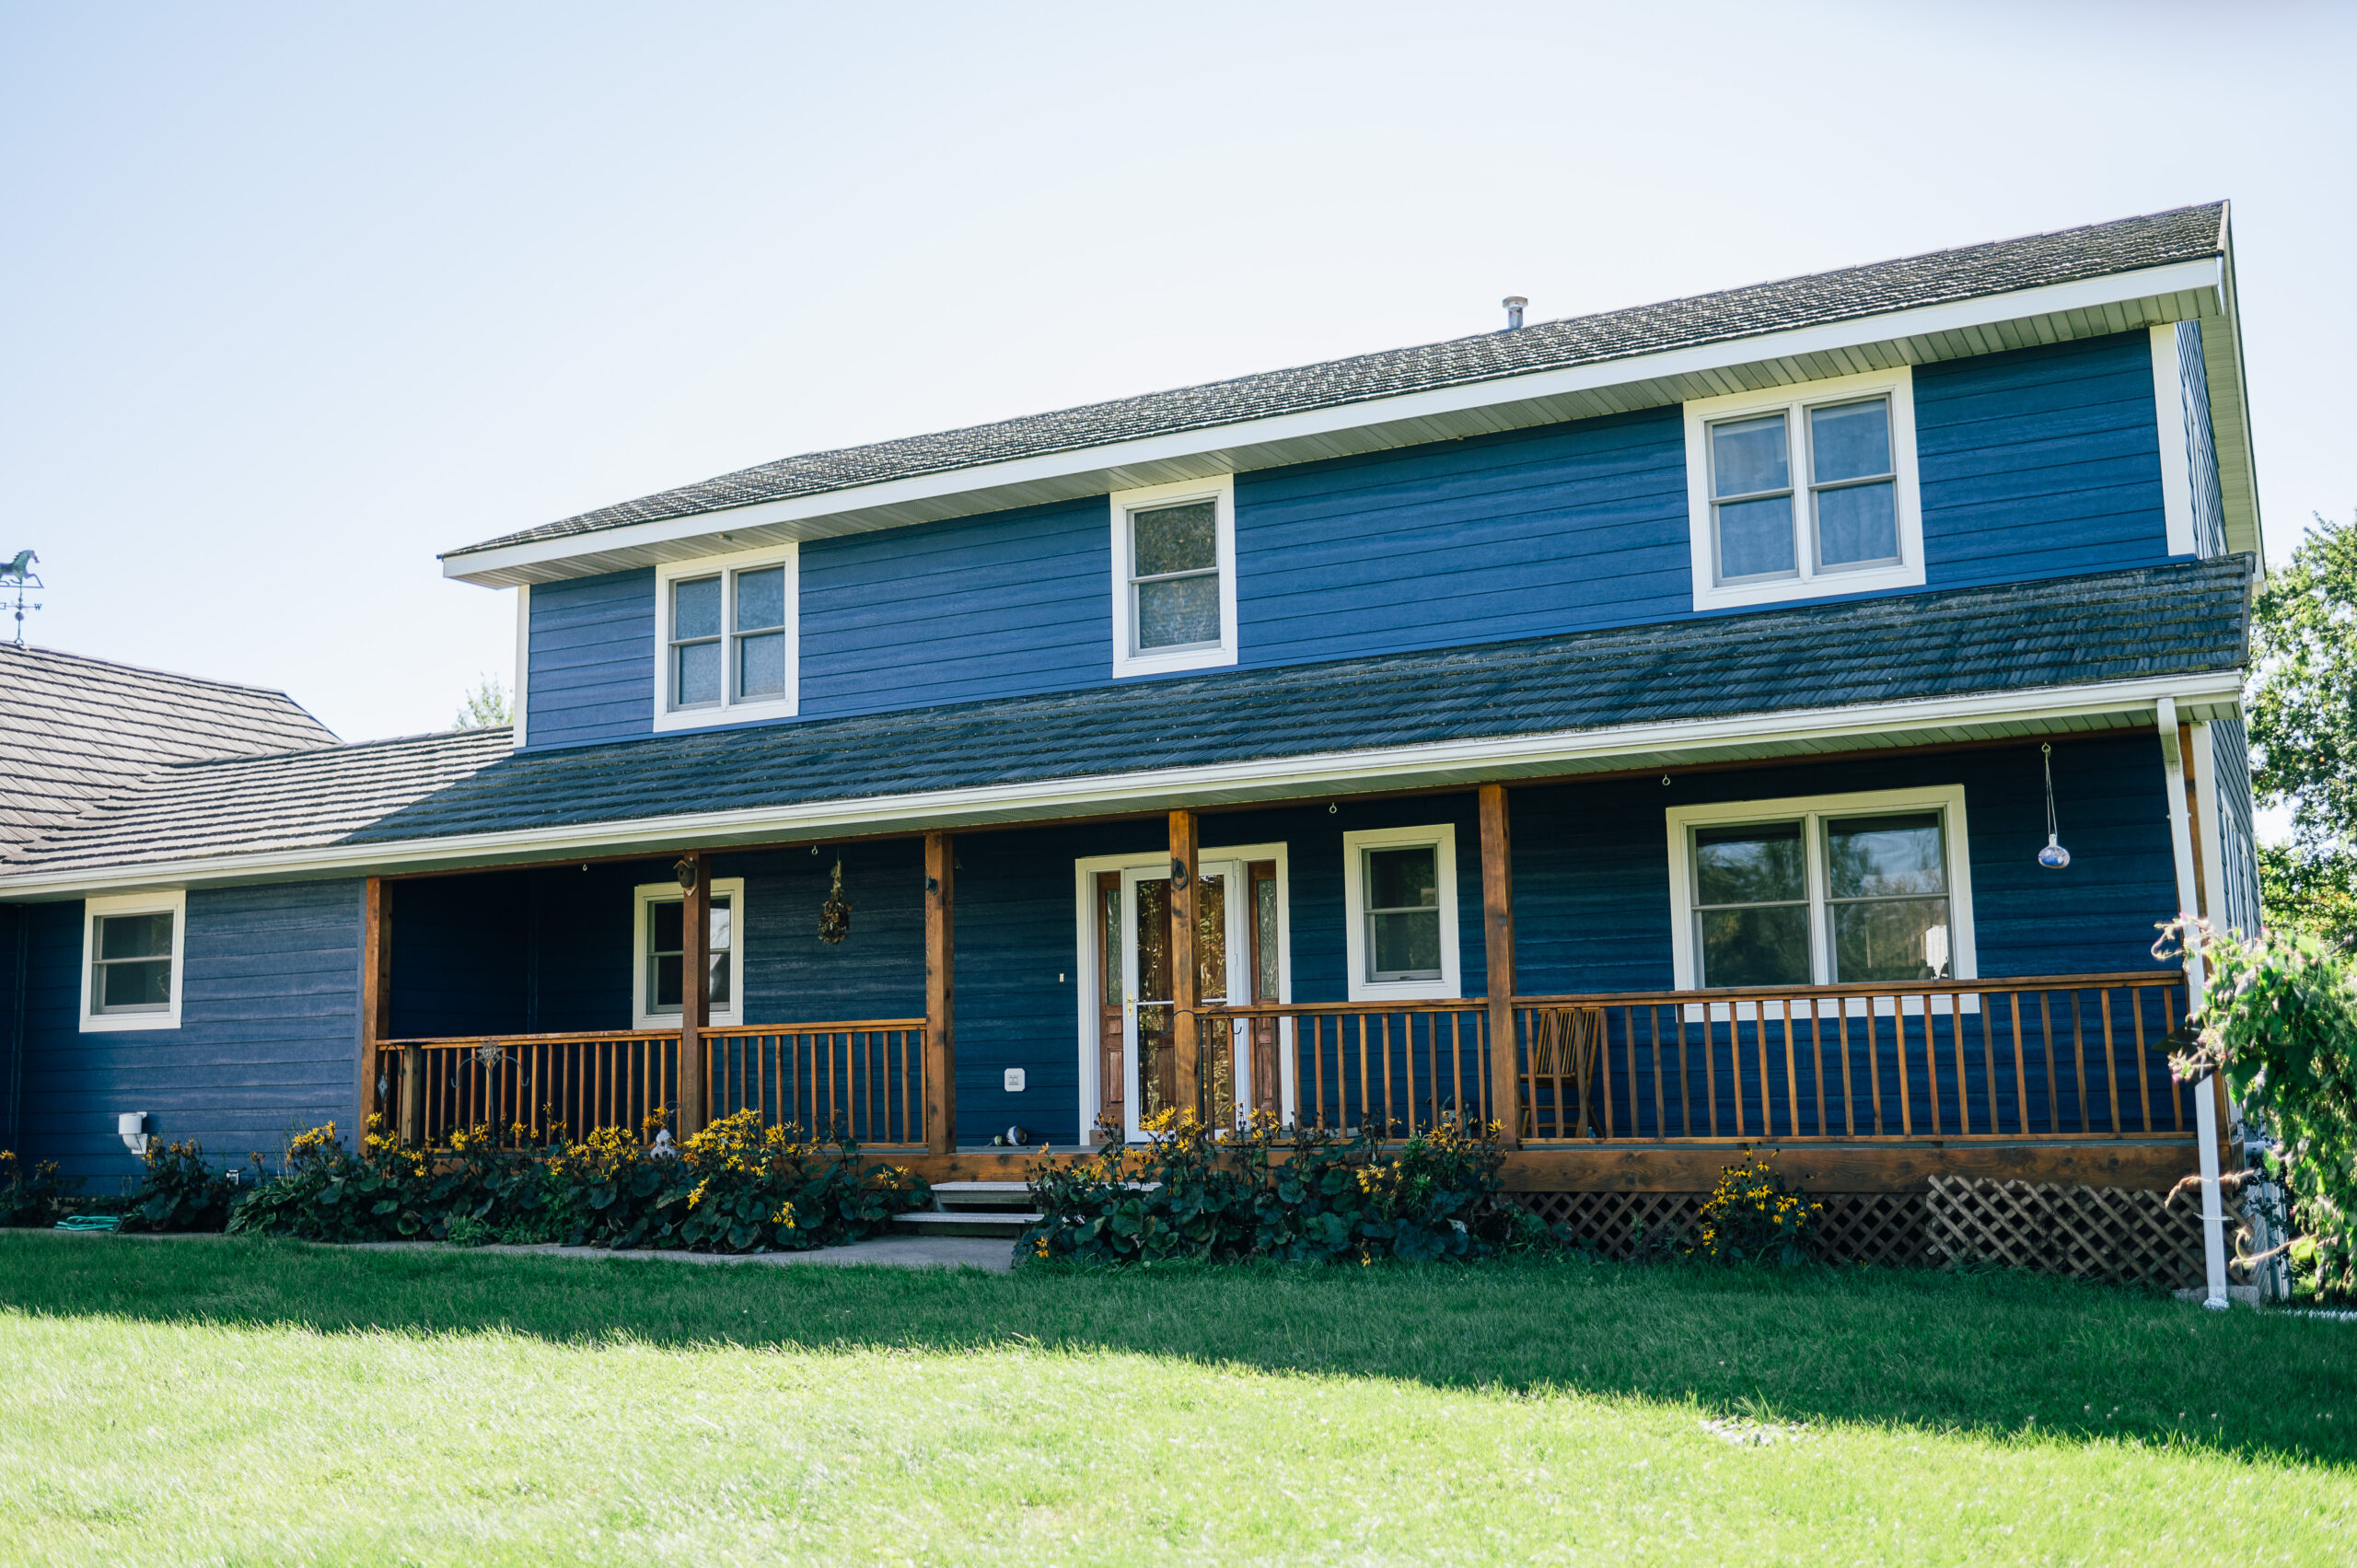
[
  {"left": 1021, "top": 1109, "right": 1535, "bottom": 1267},
  {"left": 0, "top": 1149, "right": 81, "bottom": 1228},
  {"left": 116, "top": 1138, "right": 252, "bottom": 1233},
  {"left": 1689, "top": 1154, "right": 1823, "bottom": 1267}
]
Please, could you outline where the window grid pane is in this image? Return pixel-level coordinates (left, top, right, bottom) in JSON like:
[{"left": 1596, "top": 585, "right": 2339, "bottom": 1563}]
[
  {"left": 1364, "top": 846, "right": 1443, "bottom": 981},
  {"left": 1807, "top": 399, "right": 1898, "bottom": 570},
  {"left": 1128, "top": 500, "right": 1222, "bottom": 653},
  {"left": 646, "top": 894, "right": 734, "bottom": 1014},
  {"left": 92, "top": 912, "right": 175, "bottom": 1014}
]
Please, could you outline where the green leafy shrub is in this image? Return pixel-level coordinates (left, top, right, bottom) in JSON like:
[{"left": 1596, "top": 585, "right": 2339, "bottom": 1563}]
[
  {"left": 2163, "top": 918, "right": 2357, "bottom": 1301},
  {"left": 118, "top": 1139, "right": 250, "bottom": 1233},
  {"left": 0, "top": 1151, "right": 82, "bottom": 1228},
  {"left": 1688, "top": 1153, "right": 1822, "bottom": 1266},
  {"left": 227, "top": 1111, "right": 929, "bottom": 1253},
  {"left": 1021, "top": 1111, "right": 1526, "bottom": 1267}
]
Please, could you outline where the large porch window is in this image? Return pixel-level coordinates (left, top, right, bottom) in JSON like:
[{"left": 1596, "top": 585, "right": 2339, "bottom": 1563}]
[
  {"left": 1666, "top": 786, "right": 1976, "bottom": 992},
  {"left": 632, "top": 878, "right": 744, "bottom": 1028}
]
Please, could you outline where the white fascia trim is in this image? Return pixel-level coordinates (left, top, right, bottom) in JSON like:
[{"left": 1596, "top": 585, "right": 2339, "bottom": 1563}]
[
  {"left": 1109, "top": 474, "right": 1237, "bottom": 678},
  {"left": 1664, "top": 784, "right": 1977, "bottom": 992},
  {"left": 1340, "top": 823, "right": 1461, "bottom": 1002},
  {"left": 443, "top": 258, "right": 2226, "bottom": 586},
  {"left": 1683, "top": 366, "right": 1925, "bottom": 611},
  {"left": 630, "top": 877, "right": 746, "bottom": 1028},
  {"left": 512, "top": 584, "right": 532, "bottom": 750},
  {"left": 651, "top": 543, "right": 800, "bottom": 734},
  {"left": 2148, "top": 324, "right": 2198, "bottom": 557},
  {"left": 79, "top": 888, "right": 188, "bottom": 1033},
  {"left": 1, "top": 668, "right": 2246, "bottom": 900}
]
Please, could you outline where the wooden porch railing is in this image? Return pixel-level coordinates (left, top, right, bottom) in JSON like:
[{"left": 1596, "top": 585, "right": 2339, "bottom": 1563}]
[
  {"left": 1205, "top": 1000, "right": 1493, "bottom": 1138},
  {"left": 377, "top": 1018, "right": 928, "bottom": 1149},
  {"left": 1510, "top": 972, "right": 2193, "bottom": 1143}
]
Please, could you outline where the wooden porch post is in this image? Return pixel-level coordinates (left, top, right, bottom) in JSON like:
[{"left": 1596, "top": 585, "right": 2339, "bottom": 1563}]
[
  {"left": 360, "top": 877, "right": 400, "bottom": 1144},
  {"left": 1479, "top": 784, "right": 1522, "bottom": 1150},
  {"left": 678, "top": 851, "right": 709, "bottom": 1138},
  {"left": 1167, "top": 809, "right": 1200, "bottom": 1123},
  {"left": 924, "top": 831, "right": 957, "bottom": 1156}
]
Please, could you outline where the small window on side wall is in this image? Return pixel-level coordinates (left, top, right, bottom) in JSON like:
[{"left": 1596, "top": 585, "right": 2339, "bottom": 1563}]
[
  {"left": 1684, "top": 368, "right": 1923, "bottom": 612},
  {"left": 1109, "top": 475, "right": 1237, "bottom": 678},
  {"left": 80, "top": 889, "right": 187, "bottom": 1032},
  {"left": 1341, "top": 825, "right": 1460, "bottom": 1001},
  {"left": 655, "top": 545, "right": 797, "bottom": 733}
]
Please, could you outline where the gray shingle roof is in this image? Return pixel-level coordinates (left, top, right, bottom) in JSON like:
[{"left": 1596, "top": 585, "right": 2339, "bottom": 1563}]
[
  {"left": 447, "top": 203, "right": 2228, "bottom": 562},
  {"left": 0, "top": 642, "right": 336, "bottom": 856},
  {"left": 3, "top": 558, "right": 2253, "bottom": 881}
]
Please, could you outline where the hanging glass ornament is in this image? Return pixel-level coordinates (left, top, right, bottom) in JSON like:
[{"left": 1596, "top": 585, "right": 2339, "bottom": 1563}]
[
  {"left": 2038, "top": 742, "right": 2072, "bottom": 868},
  {"left": 819, "top": 856, "right": 853, "bottom": 945}
]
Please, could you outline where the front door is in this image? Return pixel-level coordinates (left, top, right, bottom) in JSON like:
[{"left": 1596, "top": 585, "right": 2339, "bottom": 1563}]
[{"left": 1116, "top": 860, "right": 1248, "bottom": 1141}]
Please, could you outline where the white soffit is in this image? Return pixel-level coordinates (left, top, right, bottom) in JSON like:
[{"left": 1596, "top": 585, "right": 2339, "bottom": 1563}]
[{"left": 447, "top": 259, "right": 2226, "bottom": 588}]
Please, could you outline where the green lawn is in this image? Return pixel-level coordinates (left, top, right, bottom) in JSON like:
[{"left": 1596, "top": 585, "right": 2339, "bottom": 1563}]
[{"left": 0, "top": 1235, "right": 2351, "bottom": 1565}]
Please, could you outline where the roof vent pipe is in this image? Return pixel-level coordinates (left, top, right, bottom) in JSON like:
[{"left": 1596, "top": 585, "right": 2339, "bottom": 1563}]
[{"left": 1502, "top": 296, "right": 1527, "bottom": 331}]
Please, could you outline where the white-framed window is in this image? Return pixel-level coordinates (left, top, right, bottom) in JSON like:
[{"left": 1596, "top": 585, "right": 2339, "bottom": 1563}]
[
  {"left": 631, "top": 878, "right": 746, "bottom": 1028},
  {"left": 1108, "top": 474, "right": 1237, "bottom": 678},
  {"left": 1682, "top": 367, "right": 1924, "bottom": 612},
  {"left": 79, "top": 889, "right": 187, "bottom": 1033},
  {"left": 1665, "top": 785, "right": 1977, "bottom": 992},
  {"left": 1341, "top": 824, "right": 1460, "bottom": 1002},
  {"left": 653, "top": 544, "right": 797, "bottom": 732}
]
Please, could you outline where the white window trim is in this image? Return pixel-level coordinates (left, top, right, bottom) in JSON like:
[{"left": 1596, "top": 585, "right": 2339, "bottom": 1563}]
[
  {"left": 1108, "top": 473, "right": 1237, "bottom": 679},
  {"left": 1683, "top": 366, "right": 1924, "bottom": 612},
  {"left": 1341, "top": 824, "right": 1461, "bottom": 1003},
  {"left": 631, "top": 877, "right": 747, "bottom": 1028},
  {"left": 652, "top": 543, "right": 799, "bottom": 733},
  {"left": 79, "top": 889, "right": 187, "bottom": 1033},
  {"left": 1071, "top": 843, "right": 1294, "bottom": 1144},
  {"left": 1665, "top": 785, "right": 1977, "bottom": 1000}
]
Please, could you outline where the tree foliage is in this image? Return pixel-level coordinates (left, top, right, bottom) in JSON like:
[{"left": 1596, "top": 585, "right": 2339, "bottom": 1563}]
[
  {"left": 2249, "top": 511, "right": 2357, "bottom": 942},
  {"left": 2166, "top": 920, "right": 2357, "bottom": 1301},
  {"left": 452, "top": 672, "right": 513, "bottom": 730}
]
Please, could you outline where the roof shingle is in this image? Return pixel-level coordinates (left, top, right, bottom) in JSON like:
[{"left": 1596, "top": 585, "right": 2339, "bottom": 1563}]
[
  {"left": 447, "top": 203, "right": 2227, "bottom": 561},
  {"left": 3, "top": 558, "right": 2254, "bottom": 881}
]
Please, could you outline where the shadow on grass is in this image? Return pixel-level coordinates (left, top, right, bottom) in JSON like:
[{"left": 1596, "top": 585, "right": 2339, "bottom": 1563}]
[{"left": 4, "top": 1231, "right": 2351, "bottom": 1467}]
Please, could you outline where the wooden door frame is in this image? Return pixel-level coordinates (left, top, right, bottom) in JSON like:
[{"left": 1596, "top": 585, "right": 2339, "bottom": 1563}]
[{"left": 1073, "top": 842, "right": 1292, "bottom": 1144}]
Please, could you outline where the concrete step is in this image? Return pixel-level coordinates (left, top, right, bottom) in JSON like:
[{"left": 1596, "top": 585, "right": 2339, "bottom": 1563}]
[
  {"left": 892, "top": 1209, "right": 1041, "bottom": 1239},
  {"left": 931, "top": 1180, "right": 1035, "bottom": 1211}
]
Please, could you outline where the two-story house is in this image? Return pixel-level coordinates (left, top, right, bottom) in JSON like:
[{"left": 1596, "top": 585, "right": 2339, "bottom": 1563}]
[{"left": 0, "top": 203, "right": 2264, "bottom": 1278}]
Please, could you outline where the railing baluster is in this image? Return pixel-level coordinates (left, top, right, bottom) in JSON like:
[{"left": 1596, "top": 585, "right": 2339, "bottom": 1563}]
[{"left": 2098, "top": 988, "right": 2122, "bottom": 1135}]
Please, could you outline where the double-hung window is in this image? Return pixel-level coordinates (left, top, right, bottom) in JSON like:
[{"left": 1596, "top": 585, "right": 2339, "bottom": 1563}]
[
  {"left": 1109, "top": 475, "right": 1237, "bottom": 677},
  {"left": 80, "top": 889, "right": 187, "bottom": 1032},
  {"left": 1683, "top": 368, "right": 1923, "bottom": 610},
  {"left": 655, "top": 545, "right": 797, "bottom": 731},
  {"left": 1341, "top": 824, "right": 1460, "bottom": 1000},
  {"left": 632, "top": 878, "right": 744, "bottom": 1028},
  {"left": 1666, "top": 786, "right": 1975, "bottom": 993}
]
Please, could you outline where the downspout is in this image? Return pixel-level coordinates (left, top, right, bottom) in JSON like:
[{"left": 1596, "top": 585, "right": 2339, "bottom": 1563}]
[{"left": 2158, "top": 696, "right": 2232, "bottom": 1309}]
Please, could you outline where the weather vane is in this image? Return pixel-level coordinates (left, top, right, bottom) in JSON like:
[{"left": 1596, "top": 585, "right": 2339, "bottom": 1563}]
[{"left": 0, "top": 551, "right": 40, "bottom": 646}]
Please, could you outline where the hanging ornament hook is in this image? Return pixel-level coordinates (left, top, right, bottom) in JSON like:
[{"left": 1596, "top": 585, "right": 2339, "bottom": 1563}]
[{"left": 2038, "top": 742, "right": 2071, "bottom": 868}]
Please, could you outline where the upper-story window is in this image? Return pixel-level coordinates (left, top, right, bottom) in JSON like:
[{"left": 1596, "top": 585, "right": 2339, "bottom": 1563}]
[
  {"left": 1109, "top": 475, "right": 1237, "bottom": 678},
  {"left": 654, "top": 544, "right": 797, "bottom": 732},
  {"left": 1682, "top": 367, "right": 1924, "bottom": 612},
  {"left": 80, "top": 889, "right": 187, "bottom": 1033}
]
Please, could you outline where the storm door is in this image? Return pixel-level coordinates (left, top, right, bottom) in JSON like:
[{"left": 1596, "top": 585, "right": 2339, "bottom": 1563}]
[{"left": 1116, "top": 860, "right": 1248, "bottom": 1142}]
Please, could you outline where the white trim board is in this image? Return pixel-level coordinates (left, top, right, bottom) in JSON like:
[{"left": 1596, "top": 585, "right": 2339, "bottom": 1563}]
[
  {"left": 79, "top": 888, "right": 188, "bottom": 1033},
  {"left": 443, "top": 259, "right": 2227, "bottom": 588},
  {"left": 2148, "top": 325, "right": 2199, "bottom": 558},
  {"left": 512, "top": 584, "right": 531, "bottom": 750},
  {"left": 0, "top": 671, "right": 2246, "bottom": 900}
]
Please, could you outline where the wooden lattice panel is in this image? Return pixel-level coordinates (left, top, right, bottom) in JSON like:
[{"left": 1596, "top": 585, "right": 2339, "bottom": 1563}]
[
  {"left": 1508, "top": 1191, "right": 1701, "bottom": 1260},
  {"left": 1813, "top": 1193, "right": 1929, "bottom": 1267},
  {"left": 1925, "top": 1175, "right": 2204, "bottom": 1288}
]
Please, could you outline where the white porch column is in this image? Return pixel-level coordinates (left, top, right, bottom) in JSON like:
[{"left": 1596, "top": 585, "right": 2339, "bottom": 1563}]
[{"left": 2159, "top": 697, "right": 2232, "bottom": 1309}]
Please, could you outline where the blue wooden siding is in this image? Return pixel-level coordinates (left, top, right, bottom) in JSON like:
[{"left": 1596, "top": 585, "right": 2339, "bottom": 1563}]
[
  {"left": 14, "top": 880, "right": 364, "bottom": 1180},
  {"left": 1912, "top": 330, "right": 2176, "bottom": 587},
  {"left": 525, "top": 569, "right": 654, "bottom": 747},
  {"left": 2177, "top": 321, "right": 2228, "bottom": 557},
  {"left": 1, "top": 904, "right": 22, "bottom": 1151},
  {"left": 799, "top": 498, "right": 1109, "bottom": 719},
  {"left": 2210, "top": 717, "right": 2263, "bottom": 936},
  {"left": 518, "top": 332, "right": 2179, "bottom": 746}
]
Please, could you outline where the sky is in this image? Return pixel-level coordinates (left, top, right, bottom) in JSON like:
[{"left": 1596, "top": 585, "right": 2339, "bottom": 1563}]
[{"left": 4, "top": 2, "right": 2352, "bottom": 753}]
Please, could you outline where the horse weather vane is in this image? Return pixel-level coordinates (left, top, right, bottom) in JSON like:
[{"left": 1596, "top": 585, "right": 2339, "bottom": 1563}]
[{"left": 1, "top": 552, "right": 39, "bottom": 646}]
